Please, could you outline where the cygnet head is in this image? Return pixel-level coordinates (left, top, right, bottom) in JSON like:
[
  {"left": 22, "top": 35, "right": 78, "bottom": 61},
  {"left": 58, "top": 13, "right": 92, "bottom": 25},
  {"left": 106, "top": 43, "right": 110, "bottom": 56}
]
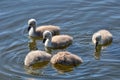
[
  {"left": 28, "top": 19, "right": 37, "bottom": 31},
  {"left": 43, "top": 31, "right": 52, "bottom": 43},
  {"left": 95, "top": 33, "right": 101, "bottom": 48}
]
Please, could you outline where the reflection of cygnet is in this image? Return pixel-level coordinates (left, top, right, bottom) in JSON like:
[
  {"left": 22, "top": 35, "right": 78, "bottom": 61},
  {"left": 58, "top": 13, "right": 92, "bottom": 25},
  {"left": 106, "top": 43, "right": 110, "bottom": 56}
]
[
  {"left": 92, "top": 29, "right": 113, "bottom": 50},
  {"left": 50, "top": 51, "right": 83, "bottom": 66},
  {"left": 43, "top": 30, "right": 73, "bottom": 49},
  {"left": 28, "top": 19, "right": 60, "bottom": 38},
  {"left": 24, "top": 50, "right": 51, "bottom": 67}
]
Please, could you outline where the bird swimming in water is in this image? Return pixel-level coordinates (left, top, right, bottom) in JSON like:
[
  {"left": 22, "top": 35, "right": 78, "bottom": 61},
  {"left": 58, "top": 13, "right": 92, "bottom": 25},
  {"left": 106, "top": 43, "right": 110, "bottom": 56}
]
[{"left": 28, "top": 19, "right": 60, "bottom": 38}]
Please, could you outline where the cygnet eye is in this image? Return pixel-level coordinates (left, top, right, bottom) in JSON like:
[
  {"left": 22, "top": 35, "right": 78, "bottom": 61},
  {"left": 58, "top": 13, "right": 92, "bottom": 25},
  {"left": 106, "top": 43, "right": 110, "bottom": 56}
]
[
  {"left": 45, "top": 35, "right": 48, "bottom": 38},
  {"left": 29, "top": 23, "right": 32, "bottom": 26},
  {"left": 48, "top": 33, "right": 51, "bottom": 36},
  {"left": 32, "top": 22, "right": 36, "bottom": 25}
]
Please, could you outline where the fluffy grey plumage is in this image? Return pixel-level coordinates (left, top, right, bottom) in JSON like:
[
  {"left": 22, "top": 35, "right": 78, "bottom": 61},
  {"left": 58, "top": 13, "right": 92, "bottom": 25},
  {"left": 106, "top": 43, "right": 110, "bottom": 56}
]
[
  {"left": 28, "top": 19, "right": 60, "bottom": 38},
  {"left": 50, "top": 51, "right": 83, "bottom": 66},
  {"left": 43, "top": 31, "right": 73, "bottom": 49},
  {"left": 24, "top": 50, "right": 51, "bottom": 67}
]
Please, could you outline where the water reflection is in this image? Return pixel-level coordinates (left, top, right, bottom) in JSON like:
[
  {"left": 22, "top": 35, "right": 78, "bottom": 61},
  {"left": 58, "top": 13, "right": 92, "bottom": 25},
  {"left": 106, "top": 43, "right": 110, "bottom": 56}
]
[
  {"left": 28, "top": 37, "right": 51, "bottom": 53},
  {"left": 28, "top": 41, "right": 38, "bottom": 50},
  {"left": 94, "top": 41, "right": 112, "bottom": 60},
  {"left": 28, "top": 36, "right": 43, "bottom": 51},
  {"left": 52, "top": 64, "right": 76, "bottom": 73},
  {"left": 24, "top": 61, "right": 49, "bottom": 75},
  {"left": 94, "top": 45, "right": 102, "bottom": 60}
]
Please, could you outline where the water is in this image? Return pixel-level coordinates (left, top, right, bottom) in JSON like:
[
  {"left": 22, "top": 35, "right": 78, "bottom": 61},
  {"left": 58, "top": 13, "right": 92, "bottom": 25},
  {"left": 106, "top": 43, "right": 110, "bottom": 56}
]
[{"left": 0, "top": 0, "right": 120, "bottom": 80}]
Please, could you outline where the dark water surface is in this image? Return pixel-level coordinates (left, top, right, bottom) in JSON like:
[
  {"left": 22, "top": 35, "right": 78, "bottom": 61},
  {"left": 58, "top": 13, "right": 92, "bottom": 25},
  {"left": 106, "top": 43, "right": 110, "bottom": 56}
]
[{"left": 0, "top": 0, "right": 120, "bottom": 80}]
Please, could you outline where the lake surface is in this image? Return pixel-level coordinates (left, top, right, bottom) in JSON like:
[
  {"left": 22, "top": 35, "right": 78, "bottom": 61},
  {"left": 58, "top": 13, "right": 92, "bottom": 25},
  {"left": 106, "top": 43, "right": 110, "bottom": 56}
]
[{"left": 0, "top": 0, "right": 120, "bottom": 80}]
